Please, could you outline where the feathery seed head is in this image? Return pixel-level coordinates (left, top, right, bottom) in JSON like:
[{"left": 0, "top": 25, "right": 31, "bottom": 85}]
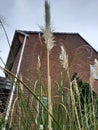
[
  {"left": 45, "top": 0, "right": 50, "bottom": 30},
  {"left": 40, "top": 0, "right": 55, "bottom": 51},
  {"left": 37, "top": 55, "right": 41, "bottom": 70},
  {"left": 72, "top": 78, "right": 80, "bottom": 97},
  {"left": 59, "top": 45, "right": 68, "bottom": 70},
  {"left": 89, "top": 70, "right": 94, "bottom": 90}
]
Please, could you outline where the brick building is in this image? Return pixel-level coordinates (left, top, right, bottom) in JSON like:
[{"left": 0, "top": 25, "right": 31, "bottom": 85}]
[{"left": 5, "top": 30, "right": 98, "bottom": 94}]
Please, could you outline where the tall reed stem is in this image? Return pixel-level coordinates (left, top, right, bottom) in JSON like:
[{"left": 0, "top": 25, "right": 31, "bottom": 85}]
[{"left": 47, "top": 49, "right": 52, "bottom": 130}]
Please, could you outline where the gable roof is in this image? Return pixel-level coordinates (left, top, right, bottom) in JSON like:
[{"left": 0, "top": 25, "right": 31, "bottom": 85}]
[
  {"left": 6, "top": 30, "right": 98, "bottom": 73},
  {"left": 5, "top": 30, "right": 98, "bottom": 96},
  {"left": 6, "top": 30, "right": 98, "bottom": 78}
]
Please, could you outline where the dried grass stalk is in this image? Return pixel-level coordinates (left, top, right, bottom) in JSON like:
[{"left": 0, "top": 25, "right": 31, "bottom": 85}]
[{"left": 41, "top": 1, "right": 55, "bottom": 129}]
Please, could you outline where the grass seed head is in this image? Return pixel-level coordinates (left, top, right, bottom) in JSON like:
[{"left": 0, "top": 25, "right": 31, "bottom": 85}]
[{"left": 59, "top": 45, "right": 68, "bottom": 70}]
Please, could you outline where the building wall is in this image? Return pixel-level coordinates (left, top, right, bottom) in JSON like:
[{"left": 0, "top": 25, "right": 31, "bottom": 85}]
[{"left": 10, "top": 32, "right": 98, "bottom": 95}]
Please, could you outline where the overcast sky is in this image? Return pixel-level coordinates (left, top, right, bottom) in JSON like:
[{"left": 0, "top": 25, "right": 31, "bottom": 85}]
[{"left": 0, "top": 0, "right": 98, "bottom": 76}]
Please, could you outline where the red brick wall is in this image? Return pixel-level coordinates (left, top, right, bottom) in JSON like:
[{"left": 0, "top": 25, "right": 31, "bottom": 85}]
[{"left": 11, "top": 33, "right": 98, "bottom": 94}]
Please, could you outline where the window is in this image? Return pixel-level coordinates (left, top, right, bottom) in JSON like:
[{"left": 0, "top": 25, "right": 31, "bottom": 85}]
[{"left": 90, "top": 64, "right": 98, "bottom": 80}]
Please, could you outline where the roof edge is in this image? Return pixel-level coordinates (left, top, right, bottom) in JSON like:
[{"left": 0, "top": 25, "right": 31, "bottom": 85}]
[
  {"left": 16, "top": 29, "right": 79, "bottom": 35},
  {"left": 77, "top": 33, "right": 98, "bottom": 54}
]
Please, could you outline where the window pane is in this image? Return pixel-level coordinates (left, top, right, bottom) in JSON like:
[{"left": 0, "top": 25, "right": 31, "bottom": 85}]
[{"left": 90, "top": 65, "right": 98, "bottom": 80}]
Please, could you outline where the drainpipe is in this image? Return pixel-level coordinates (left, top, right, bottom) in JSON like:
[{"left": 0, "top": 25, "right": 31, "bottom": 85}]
[{"left": 2, "top": 31, "right": 29, "bottom": 130}]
